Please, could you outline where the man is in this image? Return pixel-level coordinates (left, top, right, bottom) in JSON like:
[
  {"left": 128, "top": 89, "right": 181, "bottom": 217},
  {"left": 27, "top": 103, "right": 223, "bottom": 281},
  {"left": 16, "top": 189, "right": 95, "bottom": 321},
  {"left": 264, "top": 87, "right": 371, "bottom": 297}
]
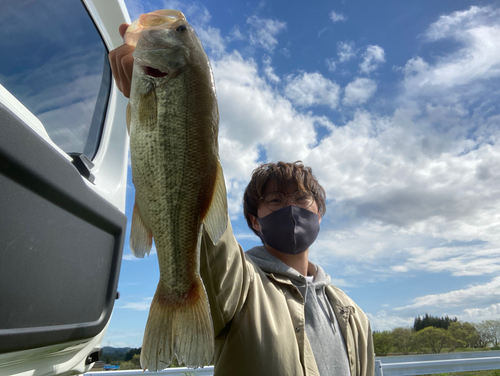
[{"left": 110, "top": 23, "right": 374, "bottom": 376}]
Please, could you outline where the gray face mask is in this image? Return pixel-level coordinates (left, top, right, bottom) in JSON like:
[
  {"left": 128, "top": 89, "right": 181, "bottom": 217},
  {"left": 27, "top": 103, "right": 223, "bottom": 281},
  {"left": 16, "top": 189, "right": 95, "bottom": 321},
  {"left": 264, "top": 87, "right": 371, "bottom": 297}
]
[{"left": 257, "top": 206, "right": 320, "bottom": 255}]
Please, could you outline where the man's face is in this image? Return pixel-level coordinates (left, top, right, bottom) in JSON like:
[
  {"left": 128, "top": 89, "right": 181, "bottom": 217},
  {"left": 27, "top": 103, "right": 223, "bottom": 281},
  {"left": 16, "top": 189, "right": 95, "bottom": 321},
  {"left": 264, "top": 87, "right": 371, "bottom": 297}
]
[{"left": 250, "top": 180, "right": 321, "bottom": 233}]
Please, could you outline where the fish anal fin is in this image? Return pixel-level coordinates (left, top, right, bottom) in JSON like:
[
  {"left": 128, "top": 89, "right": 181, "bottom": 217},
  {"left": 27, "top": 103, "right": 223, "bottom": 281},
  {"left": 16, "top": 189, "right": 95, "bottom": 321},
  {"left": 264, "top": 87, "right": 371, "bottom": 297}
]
[
  {"left": 130, "top": 200, "right": 153, "bottom": 258},
  {"left": 203, "top": 162, "right": 228, "bottom": 245},
  {"left": 140, "top": 278, "right": 214, "bottom": 371}
]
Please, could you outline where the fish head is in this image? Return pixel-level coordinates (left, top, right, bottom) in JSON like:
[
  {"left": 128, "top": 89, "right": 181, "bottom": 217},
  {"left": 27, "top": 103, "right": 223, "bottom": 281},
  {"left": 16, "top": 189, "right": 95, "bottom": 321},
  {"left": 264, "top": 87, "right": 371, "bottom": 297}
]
[{"left": 125, "top": 10, "right": 208, "bottom": 80}]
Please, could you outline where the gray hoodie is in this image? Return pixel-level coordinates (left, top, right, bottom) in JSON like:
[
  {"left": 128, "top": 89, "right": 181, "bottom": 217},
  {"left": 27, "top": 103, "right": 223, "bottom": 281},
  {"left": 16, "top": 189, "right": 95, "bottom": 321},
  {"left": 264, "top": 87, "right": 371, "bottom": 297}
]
[{"left": 246, "top": 246, "right": 351, "bottom": 376}]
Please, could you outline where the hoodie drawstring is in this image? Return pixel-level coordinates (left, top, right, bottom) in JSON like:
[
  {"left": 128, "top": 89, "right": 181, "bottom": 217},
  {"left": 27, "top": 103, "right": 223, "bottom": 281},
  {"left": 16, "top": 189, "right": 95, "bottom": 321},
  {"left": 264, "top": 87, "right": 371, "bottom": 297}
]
[
  {"left": 303, "top": 281, "right": 337, "bottom": 334},
  {"left": 322, "top": 285, "right": 337, "bottom": 334}
]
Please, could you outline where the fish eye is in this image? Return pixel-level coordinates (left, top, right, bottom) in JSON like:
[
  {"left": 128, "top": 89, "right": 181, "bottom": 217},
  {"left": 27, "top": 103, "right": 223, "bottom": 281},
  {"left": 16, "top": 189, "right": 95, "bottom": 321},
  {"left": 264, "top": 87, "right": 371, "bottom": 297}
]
[{"left": 176, "top": 25, "right": 187, "bottom": 32}]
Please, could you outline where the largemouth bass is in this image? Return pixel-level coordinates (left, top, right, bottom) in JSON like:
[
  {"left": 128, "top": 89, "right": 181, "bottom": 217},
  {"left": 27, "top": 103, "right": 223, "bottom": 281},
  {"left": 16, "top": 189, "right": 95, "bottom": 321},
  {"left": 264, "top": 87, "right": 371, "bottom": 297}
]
[{"left": 125, "top": 10, "right": 228, "bottom": 371}]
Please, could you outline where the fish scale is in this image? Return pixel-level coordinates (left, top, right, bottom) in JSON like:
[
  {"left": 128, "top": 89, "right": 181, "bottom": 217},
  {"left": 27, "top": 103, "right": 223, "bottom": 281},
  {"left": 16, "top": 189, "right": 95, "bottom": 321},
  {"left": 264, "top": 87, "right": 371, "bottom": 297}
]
[{"left": 126, "top": 9, "right": 228, "bottom": 371}]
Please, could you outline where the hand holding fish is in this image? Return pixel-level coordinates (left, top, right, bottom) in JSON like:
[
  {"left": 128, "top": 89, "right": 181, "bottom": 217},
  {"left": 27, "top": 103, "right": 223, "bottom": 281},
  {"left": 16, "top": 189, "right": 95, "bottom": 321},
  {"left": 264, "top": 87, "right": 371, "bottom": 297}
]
[{"left": 108, "top": 23, "right": 134, "bottom": 98}]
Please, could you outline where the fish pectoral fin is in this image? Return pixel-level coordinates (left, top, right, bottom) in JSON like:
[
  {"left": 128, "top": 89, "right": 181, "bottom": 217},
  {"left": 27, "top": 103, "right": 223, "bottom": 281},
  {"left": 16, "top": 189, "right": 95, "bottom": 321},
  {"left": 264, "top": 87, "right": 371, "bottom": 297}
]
[
  {"left": 138, "top": 89, "right": 157, "bottom": 131},
  {"left": 130, "top": 201, "right": 153, "bottom": 258},
  {"left": 203, "top": 162, "right": 228, "bottom": 245},
  {"left": 128, "top": 90, "right": 158, "bottom": 134},
  {"left": 126, "top": 102, "right": 132, "bottom": 135}
]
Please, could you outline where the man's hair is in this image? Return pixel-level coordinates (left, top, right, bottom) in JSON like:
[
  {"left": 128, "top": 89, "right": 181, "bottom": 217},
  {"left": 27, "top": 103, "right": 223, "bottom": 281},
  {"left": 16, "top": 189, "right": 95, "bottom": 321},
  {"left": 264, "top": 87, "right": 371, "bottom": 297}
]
[{"left": 243, "top": 161, "right": 326, "bottom": 237}]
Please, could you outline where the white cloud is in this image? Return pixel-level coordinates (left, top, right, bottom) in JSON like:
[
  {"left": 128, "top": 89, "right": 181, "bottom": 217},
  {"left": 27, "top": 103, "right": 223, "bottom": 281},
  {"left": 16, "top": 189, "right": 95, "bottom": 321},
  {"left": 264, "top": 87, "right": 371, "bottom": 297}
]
[
  {"left": 262, "top": 55, "right": 280, "bottom": 82},
  {"left": 162, "top": 0, "right": 211, "bottom": 25},
  {"left": 330, "top": 11, "right": 347, "bottom": 23},
  {"left": 228, "top": 25, "right": 245, "bottom": 41},
  {"left": 461, "top": 303, "right": 500, "bottom": 322},
  {"left": 247, "top": 16, "right": 286, "bottom": 52},
  {"left": 389, "top": 244, "right": 500, "bottom": 277},
  {"left": 325, "top": 58, "right": 337, "bottom": 72},
  {"left": 337, "top": 41, "right": 356, "bottom": 62},
  {"left": 359, "top": 45, "right": 385, "bottom": 74},
  {"left": 395, "top": 276, "right": 500, "bottom": 311},
  {"left": 284, "top": 72, "right": 341, "bottom": 109},
  {"left": 197, "top": 26, "right": 226, "bottom": 57},
  {"left": 234, "top": 232, "right": 262, "bottom": 241},
  {"left": 122, "top": 253, "right": 138, "bottom": 261},
  {"left": 366, "top": 311, "right": 414, "bottom": 332},
  {"left": 102, "top": 329, "right": 146, "bottom": 348},
  {"left": 280, "top": 47, "right": 291, "bottom": 58},
  {"left": 120, "top": 297, "right": 153, "bottom": 311},
  {"left": 317, "top": 27, "right": 331, "bottom": 38},
  {"left": 401, "top": 6, "right": 500, "bottom": 96},
  {"left": 122, "top": 245, "right": 157, "bottom": 260},
  {"left": 343, "top": 77, "right": 377, "bottom": 106},
  {"left": 330, "top": 278, "right": 351, "bottom": 287},
  {"left": 425, "top": 6, "right": 496, "bottom": 42}
]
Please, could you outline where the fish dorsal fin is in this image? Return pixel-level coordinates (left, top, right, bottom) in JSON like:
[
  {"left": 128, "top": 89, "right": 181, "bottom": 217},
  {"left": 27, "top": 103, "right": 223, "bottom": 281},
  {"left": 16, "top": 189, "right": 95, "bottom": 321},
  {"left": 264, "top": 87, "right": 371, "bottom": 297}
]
[{"left": 203, "top": 161, "right": 228, "bottom": 245}]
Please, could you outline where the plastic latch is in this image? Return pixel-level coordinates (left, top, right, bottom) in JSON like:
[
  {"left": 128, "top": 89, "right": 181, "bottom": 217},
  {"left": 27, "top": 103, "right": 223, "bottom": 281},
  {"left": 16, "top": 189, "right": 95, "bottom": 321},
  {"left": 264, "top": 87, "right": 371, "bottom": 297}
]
[
  {"left": 85, "top": 348, "right": 102, "bottom": 365},
  {"left": 69, "top": 153, "right": 95, "bottom": 183}
]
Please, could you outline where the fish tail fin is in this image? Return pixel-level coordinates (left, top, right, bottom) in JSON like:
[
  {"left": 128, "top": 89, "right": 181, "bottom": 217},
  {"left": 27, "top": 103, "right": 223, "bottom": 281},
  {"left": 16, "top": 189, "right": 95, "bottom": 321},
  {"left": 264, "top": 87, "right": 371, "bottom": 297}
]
[
  {"left": 140, "top": 278, "right": 214, "bottom": 371},
  {"left": 130, "top": 201, "right": 152, "bottom": 258}
]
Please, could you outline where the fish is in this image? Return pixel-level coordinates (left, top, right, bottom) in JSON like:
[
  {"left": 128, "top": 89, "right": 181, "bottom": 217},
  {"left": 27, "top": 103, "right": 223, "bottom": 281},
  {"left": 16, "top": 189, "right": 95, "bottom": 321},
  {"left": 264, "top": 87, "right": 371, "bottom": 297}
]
[{"left": 124, "top": 10, "right": 228, "bottom": 371}]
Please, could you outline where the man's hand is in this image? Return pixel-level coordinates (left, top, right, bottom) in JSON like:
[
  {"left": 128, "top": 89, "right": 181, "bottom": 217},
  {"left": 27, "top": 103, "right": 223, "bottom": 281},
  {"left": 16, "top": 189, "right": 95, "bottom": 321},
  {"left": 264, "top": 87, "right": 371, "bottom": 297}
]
[{"left": 109, "top": 23, "right": 134, "bottom": 98}]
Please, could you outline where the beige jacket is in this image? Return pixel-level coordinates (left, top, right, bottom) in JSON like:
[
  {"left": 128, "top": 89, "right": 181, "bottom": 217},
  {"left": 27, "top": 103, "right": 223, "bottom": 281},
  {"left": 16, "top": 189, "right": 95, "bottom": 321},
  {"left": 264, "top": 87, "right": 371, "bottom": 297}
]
[{"left": 200, "top": 221, "right": 375, "bottom": 376}]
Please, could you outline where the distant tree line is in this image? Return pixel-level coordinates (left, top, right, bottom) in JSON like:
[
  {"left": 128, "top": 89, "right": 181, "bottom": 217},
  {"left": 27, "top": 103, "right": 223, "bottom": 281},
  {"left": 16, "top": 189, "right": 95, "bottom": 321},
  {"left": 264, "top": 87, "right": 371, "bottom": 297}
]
[
  {"left": 414, "top": 314, "right": 458, "bottom": 331},
  {"left": 373, "top": 316, "right": 500, "bottom": 356},
  {"left": 101, "top": 346, "right": 134, "bottom": 365},
  {"left": 124, "top": 348, "right": 141, "bottom": 361},
  {"left": 103, "top": 347, "right": 185, "bottom": 370}
]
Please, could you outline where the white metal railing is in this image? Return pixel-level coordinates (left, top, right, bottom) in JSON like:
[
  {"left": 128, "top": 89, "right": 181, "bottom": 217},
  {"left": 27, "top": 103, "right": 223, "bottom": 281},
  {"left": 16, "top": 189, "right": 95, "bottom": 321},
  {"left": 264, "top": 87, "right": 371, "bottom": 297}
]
[
  {"left": 375, "top": 350, "right": 500, "bottom": 376},
  {"left": 84, "top": 366, "right": 214, "bottom": 375},
  {"left": 84, "top": 351, "right": 500, "bottom": 376}
]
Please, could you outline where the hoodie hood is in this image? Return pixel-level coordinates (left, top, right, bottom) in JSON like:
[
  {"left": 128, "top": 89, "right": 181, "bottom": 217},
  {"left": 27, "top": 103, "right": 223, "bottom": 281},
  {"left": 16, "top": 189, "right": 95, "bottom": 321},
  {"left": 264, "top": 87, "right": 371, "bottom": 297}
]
[{"left": 245, "top": 245, "right": 331, "bottom": 289}]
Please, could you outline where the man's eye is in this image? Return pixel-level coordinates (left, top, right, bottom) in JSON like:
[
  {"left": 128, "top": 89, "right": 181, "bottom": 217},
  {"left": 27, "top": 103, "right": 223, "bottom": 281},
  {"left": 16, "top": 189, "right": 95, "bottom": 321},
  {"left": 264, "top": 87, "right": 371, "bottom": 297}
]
[{"left": 269, "top": 198, "right": 283, "bottom": 203}]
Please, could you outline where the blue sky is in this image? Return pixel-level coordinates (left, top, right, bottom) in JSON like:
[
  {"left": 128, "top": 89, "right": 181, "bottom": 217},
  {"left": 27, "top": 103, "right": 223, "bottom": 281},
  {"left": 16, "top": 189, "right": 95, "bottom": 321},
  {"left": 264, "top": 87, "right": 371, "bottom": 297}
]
[{"left": 103, "top": 0, "right": 500, "bottom": 348}]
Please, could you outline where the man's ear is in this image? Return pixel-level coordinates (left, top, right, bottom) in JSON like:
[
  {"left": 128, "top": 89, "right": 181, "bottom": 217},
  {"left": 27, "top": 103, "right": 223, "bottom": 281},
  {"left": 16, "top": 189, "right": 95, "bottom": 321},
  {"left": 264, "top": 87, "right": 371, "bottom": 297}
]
[
  {"left": 249, "top": 214, "right": 261, "bottom": 233},
  {"left": 319, "top": 212, "right": 322, "bottom": 225}
]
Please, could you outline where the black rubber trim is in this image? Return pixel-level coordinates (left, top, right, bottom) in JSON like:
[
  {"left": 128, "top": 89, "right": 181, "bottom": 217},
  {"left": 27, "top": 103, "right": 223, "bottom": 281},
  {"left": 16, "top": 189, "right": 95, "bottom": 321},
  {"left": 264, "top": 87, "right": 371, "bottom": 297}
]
[{"left": 80, "top": 0, "right": 112, "bottom": 161}]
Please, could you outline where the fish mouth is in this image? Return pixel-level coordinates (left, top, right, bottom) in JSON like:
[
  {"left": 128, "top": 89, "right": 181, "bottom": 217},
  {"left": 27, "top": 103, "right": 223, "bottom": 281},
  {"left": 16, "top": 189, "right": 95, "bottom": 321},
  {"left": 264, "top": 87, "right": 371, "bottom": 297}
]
[{"left": 143, "top": 66, "right": 169, "bottom": 78}]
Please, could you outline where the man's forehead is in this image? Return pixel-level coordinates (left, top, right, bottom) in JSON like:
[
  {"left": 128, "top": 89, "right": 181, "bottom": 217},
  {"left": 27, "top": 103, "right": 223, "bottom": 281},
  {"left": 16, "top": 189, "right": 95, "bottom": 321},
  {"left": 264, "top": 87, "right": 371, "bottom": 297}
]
[{"left": 263, "top": 179, "right": 298, "bottom": 195}]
